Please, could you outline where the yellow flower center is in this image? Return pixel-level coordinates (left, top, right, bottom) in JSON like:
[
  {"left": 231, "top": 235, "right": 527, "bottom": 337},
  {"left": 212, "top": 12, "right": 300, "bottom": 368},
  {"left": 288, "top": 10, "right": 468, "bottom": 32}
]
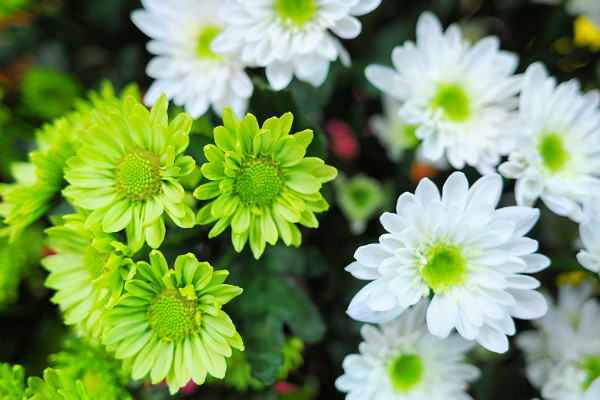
[
  {"left": 420, "top": 243, "right": 467, "bottom": 293},
  {"left": 115, "top": 146, "right": 162, "bottom": 202},
  {"left": 275, "top": 0, "right": 318, "bottom": 28},
  {"left": 388, "top": 353, "right": 423, "bottom": 392},
  {"left": 147, "top": 288, "right": 201, "bottom": 341},
  {"left": 196, "top": 25, "right": 222, "bottom": 59},
  {"left": 430, "top": 84, "right": 470, "bottom": 122},
  {"left": 234, "top": 156, "right": 284, "bottom": 206},
  {"left": 538, "top": 133, "right": 569, "bottom": 172}
]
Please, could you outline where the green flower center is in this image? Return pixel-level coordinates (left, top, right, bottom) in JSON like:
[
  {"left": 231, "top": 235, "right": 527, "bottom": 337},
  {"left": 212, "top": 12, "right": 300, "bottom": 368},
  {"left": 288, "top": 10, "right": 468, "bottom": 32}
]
[
  {"left": 420, "top": 243, "right": 467, "bottom": 293},
  {"left": 234, "top": 156, "right": 284, "bottom": 206},
  {"left": 430, "top": 84, "right": 470, "bottom": 122},
  {"left": 147, "top": 288, "right": 201, "bottom": 341},
  {"left": 388, "top": 353, "right": 423, "bottom": 392},
  {"left": 115, "top": 146, "right": 162, "bottom": 202},
  {"left": 196, "top": 25, "right": 222, "bottom": 59},
  {"left": 82, "top": 243, "right": 108, "bottom": 280},
  {"left": 275, "top": 0, "right": 318, "bottom": 28},
  {"left": 538, "top": 133, "right": 569, "bottom": 172},
  {"left": 581, "top": 356, "right": 600, "bottom": 389}
]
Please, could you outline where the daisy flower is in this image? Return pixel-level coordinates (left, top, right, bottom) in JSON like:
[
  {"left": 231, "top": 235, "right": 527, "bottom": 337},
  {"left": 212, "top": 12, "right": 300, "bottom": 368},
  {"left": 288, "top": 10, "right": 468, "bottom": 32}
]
[
  {"left": 498, "top": 62, "right": 600, "bottom": 222},
  {"left": 516, "top": 281, "right": 600, "bottom": 400},
  {"left": 101, "top": 250, "right": 244, "bottom": 394},
  {"left": 335, "top": 300, "right": 479, "bottom": 399},
  {"left": 50, "top": 339, "right": 130, "bottom": 400},
  {"left": 42, "top": 214, "right": 136, "bottom": 337},
  {"left": 0, "top": 362, "right": 27, "bottom": 399},
  {"left": 0, "top": 82, "right": 139, "bottom": 241},
  {"left": 346, "top": 172, "right": 549, "bottom": 353},
  {"left": 194, "top": 108, "right": 337, "bottom": 259},
  {"left": 212, "top": 0, "right": 382, "bottom": 90},
  {"left": 131, "top": 0, "right": 253, "bottom": 118},
  {"left": 63, "top": 94, "right": 196, "bottom": 252},
  {"left": 365, "top": 11, "right": 521, "bottom": 173}
]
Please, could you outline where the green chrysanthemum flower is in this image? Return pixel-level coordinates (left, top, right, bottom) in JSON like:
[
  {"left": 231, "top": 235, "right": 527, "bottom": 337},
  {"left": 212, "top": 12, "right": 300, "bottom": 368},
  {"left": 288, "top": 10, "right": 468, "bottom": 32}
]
[
  {"left": 0, "top": 82, "right": 139, "bottom": 241},
  {"left": 21, "top": 68, "right": 82, "bottom": 121},
  {"left": 27, "top": 368, "right": 91, "bottom": 400},
  {"left": 194, "top": 108, "right": 337, "bottom": 259},
  {"left": 50, "top": 339, "right": 131, "bottom": 400},
  {"left": 102, "top": 250, "right": 243, "bottom": 394},
  {"left": 335, "top": 173, "right": 385, "bottom": 235},
  {"left": 42, "top": 214, "right": 136, "bottom": 337},
  {"left": 63, "top": 94, "right": 196, "bottom": 252},
  {"left": 0, "top": 362, "right": 27, "bottom": 400}
]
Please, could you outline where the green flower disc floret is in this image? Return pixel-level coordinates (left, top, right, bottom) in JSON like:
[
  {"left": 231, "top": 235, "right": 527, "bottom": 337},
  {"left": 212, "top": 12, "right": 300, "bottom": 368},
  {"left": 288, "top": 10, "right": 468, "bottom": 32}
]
[
  {"left": 102, "top": 250, "right": 244, "bottom": 394},
  {"left": 27, "top": 368, "right": 92, "bottom": 400},
  {"left": 194, "top": 107, "right": 338, "bottom": 259},
  {"left": 63, "top": 94, "right": 196, "bottom": 252},
  {"left": 50, "top": 339, "right": 131, "bottom": 400},
  {"left": 0, "top": 362, "right": 27, "bottom": 400},
  {"left": 42, "top": 214, "right": 136, "bottom": 338},
  {"left": 0, "top": 82, "right": 139, "bottom": 242}
]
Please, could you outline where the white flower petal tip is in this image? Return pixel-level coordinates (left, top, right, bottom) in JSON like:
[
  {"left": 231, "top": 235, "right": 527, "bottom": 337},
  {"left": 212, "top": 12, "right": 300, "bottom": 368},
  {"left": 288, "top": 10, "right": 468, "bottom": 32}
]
[{"left": 345, "top": 173, "right": 549, "bottom": 353}]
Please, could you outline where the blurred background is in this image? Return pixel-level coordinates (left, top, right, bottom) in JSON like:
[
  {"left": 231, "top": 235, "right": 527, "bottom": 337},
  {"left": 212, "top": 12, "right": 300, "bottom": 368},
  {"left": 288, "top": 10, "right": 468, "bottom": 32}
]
[{"left": 0, "top": 0, "right": 599, "bottom": 399}]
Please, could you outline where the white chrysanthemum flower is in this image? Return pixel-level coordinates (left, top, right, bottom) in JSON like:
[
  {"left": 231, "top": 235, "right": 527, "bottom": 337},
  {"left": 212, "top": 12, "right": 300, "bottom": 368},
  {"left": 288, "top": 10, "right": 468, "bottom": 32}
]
[
  {"left": 346, "top": 172, "right": 549, "bottom": 353},
  {"left": 211, "top": 0, "right": 381, "bottom": 90},
  {"left": 370, "top": 94, "right": 449, "bottom": 168},
  {"left": 365, "top": 11, "right": 521, "bottom": 173},
  {"left": 498, "top": 63, "right": 600, "bottom": 223},
  {"left": 516, "top": 281, "right": 600, "bottom": 400},
  {"left": 577, "top": 199, "right": 600, "bottom": 273},
  {"left": 335, "top": 300, "right": 479, "bottom": 400},
  {"left": 131, "top": 0, "right": 253, "bottom": 118}
]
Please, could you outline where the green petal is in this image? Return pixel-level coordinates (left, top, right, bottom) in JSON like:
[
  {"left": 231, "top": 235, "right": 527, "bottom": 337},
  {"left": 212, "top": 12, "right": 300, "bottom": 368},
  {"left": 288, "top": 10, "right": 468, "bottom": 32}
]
[
  {"left": 145, "top": 218, "right": 166, "bottom": 249},
  {"left": 150, "top": 340, "right": 173, "bottom": 383},
  {"left": 203, "top": 144, "right": 225, "bottom": 163},
  {"left": 201, "top": 163, "right": 226, "bottom": 180},
  {"left": 193, "top": 182, "right": 221, "bottom": 200},
  {"left": 299, "top": 209, "right": 319, "bottom": 228},
  {"left": 115, "top": 329, "right": 153, "bottom": 359},
  {"left": 208, "top": 216, "right": 233, "bottom": 239},
  {"left": 185, "top": 337, "right": 208, "bottom": 384},
  {"left": 293, "top": 129, "right": 314, "bottom": 148},
  {"left": 214, "top": 126, "right": 238, "bottom": 152},
  {"left": 285, "top": 172, "right": 322, "bottom": 194},
  {"left": 196, "top": 202, "right": 217, "bottom": 225},
  {"left": 231, "top": 206, "right": 251, "bottom": 233},
  {"left": 278, "top": 112, "right": 294, "bottom": 137},
  {"left": 273, "top": 211, "right": 293, "bottom": 246},
  {"left": 102, "top": 199, "right": 133, "bottom": 232},
  {"left": 261, "top": 209, "right": 278, "bottom": 245},
  {"left": 249, "top": 220, "right": 266, "bottom": 259},
  {"left": 142, "top": 196, "right": 164, "bottom": 227},
  {"left": 231, "top": 230, "right": 248, "bottom": 252},
  {"left": 222, "top": 107, "right": 239, "bottom": 131},
  {"left": 131, "top": 336, "right": 161, "bottom": 380},
  {"left": 77, "top": 146, "right": 116, "bottom": 169},
  {"left": 74, "top": 187, "right": 117, "bottom": 209},
  {"left": 150, "top": 94, "right": 168, "bottom": 128}
]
